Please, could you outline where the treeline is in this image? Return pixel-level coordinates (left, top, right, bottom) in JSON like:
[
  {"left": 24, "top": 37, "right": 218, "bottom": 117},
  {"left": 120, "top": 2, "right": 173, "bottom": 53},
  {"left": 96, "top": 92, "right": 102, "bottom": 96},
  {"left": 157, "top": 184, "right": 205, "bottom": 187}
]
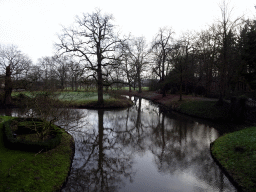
[
  {"left": 150, "top": 19, "right": 256, "bottom": 101},
  {"left": 0, "top": 5, "right": 256, "bottom": 106}
]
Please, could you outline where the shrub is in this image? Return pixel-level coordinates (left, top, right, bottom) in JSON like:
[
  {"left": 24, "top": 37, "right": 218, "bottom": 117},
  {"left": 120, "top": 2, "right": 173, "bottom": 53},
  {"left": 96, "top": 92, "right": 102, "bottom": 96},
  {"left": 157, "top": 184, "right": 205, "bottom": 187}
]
[{"left": 3, "top": 118, "right": 62, "bottom": 152}]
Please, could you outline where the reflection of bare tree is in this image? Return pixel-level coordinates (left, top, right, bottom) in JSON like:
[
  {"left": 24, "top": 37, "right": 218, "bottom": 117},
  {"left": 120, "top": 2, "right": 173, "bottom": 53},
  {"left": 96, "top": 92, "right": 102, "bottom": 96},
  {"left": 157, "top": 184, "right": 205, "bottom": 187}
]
[
  {"left": 149, "top": 112, "right": 235, "bottom": 191},
  {"left": 112, "top": 97, "right": 152, "bottom": 155},
  {"left": 63, "top": 110, "right": 134, "bottom": 192}
]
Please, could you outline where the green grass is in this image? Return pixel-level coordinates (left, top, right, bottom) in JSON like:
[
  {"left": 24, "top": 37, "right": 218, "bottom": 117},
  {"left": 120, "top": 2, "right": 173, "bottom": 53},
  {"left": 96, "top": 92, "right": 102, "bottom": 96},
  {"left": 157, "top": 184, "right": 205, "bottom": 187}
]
[
  {"left": 211, "top": 127, "right": 256, "bottom": 192},
  {"left": 0, "top": 116, "right": 74, "bottom": 192},
  {"left": 13, "top": 91, "right": 132, "bottom": 108},
  {"left": 56, "top": 91, "right": 133, "bottom": 108},
  {"left": 12, "top": 91, "right": 41, "bottom": 98},
  {"left": 57, "top": 91, "right": 110, "bottom": 103},
  {"left": 82, "top": 97, "right": 133, "bottom": 109},
  {"left": 179, "top": 100, "right": 230, "bottom": 120},
  {"left": 13, "top": 91, "right": 110, "bottom": 104}
]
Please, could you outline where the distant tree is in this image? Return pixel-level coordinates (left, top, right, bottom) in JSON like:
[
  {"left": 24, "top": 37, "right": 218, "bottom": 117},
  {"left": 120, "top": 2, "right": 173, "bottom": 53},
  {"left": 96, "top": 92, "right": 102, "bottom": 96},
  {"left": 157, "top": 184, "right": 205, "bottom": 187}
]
[
  {"left": 151, "top": 27, "right": 174, "bottom": 81},
  {"left": 0, "top": 44, "right": 31, "bottom": 106},
  {"left": 127, "top": 37, "right": 150, "bottom": 93},
  {"left": 26, "top": 64, "right": 43, "bottom": 90},
  {"left": 216, "top": 0, "right": 242, "bottom": 104},
  {"left": 151, "top": 27, "right": 174, "bottom": 96},
  {"left": 37, "top": 56, "right": 57, "bottom": 90},
  {"left": 193, "top": 25, "right": 219, "bottom": 97},
  {"left": 121, "top": 48, "right": 136, "bottom": 92},
  {"left": 169, "top": 40, "right": 194, "bottom": 101},
  {"left": 68, "top": 59, "right": 85, "bottom": 91},
  {"left": 239, "top": 20, "right": 256, "bottom": 91},
  {"left": 53, "top": 55, "right": 69, "bottom": 90},
  {"left": 57, "top": 9, "right": 124, "bottom": 105}
]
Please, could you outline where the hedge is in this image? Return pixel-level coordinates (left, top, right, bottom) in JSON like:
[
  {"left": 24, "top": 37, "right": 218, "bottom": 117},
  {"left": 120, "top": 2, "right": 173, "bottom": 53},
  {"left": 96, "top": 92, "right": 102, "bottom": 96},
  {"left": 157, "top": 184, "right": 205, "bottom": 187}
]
[{"left": 3, "top": 118, "right": 62, "bottom": 152}]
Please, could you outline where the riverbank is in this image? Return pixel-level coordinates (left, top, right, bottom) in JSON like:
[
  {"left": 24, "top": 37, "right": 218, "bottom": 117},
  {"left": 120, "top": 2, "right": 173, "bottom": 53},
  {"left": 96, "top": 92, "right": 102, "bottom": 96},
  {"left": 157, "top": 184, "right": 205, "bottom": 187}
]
[
  {"left": 211, "top": 127, "right": 256, "bottom": 192},
  {"left": 63, "top": 97, "right": 133, "bottom": 109},
  {"left": 122, "top": 90, "right": 256, "bottom": 191},
  {"left": 11, "top": 91, "right": 133, "bottom": 109},
  {"left": 0, "top": 116, "right": 75, "bottom": 192},
  {"left": 121, "top": 90, "right": 231, "bottom": 121},
  {"left": 6, "top": 90, "right": 256, "bottom": 191}
]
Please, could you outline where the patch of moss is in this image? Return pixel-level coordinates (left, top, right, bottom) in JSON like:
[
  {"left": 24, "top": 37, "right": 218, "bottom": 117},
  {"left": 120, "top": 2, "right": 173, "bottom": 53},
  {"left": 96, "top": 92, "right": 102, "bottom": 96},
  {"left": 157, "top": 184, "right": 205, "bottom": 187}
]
[{"left": 211, "top": 127, "right": 256, "bottom": 192}]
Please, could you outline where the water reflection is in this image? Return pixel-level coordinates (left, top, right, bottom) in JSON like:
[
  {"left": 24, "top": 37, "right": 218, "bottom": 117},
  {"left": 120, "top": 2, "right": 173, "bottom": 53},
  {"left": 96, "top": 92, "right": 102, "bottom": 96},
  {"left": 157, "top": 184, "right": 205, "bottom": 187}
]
[
  {"left": 62, "top": 109, "right": 134, "bottom": 192},
  {"left": 0, "top": 98, "right": 237, "bottom": 191},
  {"left": 63, "top": 98, "right": 236, "bottom": 191}
]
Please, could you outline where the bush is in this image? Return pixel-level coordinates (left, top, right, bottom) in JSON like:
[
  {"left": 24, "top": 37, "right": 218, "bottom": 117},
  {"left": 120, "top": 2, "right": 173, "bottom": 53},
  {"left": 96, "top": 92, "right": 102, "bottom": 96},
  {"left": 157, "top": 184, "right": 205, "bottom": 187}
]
[{"left": 3, "top": 118, "right": 62, "bottom": 152}]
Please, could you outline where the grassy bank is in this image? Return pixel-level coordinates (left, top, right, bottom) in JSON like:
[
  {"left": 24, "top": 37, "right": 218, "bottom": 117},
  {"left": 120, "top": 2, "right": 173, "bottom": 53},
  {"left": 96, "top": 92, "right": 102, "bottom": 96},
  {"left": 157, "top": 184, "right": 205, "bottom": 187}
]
[
  {"left": 178, "top": 100, "right": 230, "bottom": 121},
  {"left": 12, "top": 91, "right": 133, "bottom": 109},
  {"left": 57, "top": 91, "right": 133, "bottom": 108},
  {"left": 121, "top": 90, "right": 230, "bottom": 120},
  {"left": 0, "top": 116, "right": 74, "bottom": 192},
  {"left": 211, "top": 127, "right": 256, "bottom": 192}
]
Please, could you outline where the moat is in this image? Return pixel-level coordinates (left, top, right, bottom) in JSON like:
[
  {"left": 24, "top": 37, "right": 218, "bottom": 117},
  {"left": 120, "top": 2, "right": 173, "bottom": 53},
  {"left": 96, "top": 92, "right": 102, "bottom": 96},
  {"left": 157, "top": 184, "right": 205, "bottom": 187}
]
[{"left": 61, "top": 97, "right": 236, "bottom": 192}]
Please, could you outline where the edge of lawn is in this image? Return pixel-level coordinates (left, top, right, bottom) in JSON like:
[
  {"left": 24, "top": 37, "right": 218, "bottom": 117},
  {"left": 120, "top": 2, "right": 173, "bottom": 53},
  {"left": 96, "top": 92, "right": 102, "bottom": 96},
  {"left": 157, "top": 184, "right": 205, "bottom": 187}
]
[
  {"left": 210, "top": 127, "right": 256, "bottom": 192},
  {"left": 0, "top": 116, "right": 75, "bottom": 192},
  {"left": 12, "top": 91, "right": 134, "bottom": 110},
  {"left": 62, "top": 97, "right": 134, "bottom": 109},
  {"left": 121, "top": 90, "right": 231, "bottom": 121}
]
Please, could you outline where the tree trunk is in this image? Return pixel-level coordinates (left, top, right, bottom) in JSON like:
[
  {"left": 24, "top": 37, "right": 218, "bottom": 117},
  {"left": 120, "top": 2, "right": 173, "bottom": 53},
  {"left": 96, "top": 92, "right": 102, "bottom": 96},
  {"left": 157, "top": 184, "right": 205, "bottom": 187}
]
[
  {"left": 97, "top": 70, "right": 104, "bottom": 105},
  {"left": 74, "top": 76, "right": 78, "bottom": 91},
  {"left": 179, "top": 70, "right": 183, "bottom": 101},
  {"left": 162, "top": 82, "right": 166, "bottom": 97},
  {"left": 97, "top": 41, "right": 104, "bottom": 105},
  {"left": 4, "top": 65, "right": 12, "bottom": 106},
  {"left": 138, "top": 72, "right": 142, "bottom": 93}
]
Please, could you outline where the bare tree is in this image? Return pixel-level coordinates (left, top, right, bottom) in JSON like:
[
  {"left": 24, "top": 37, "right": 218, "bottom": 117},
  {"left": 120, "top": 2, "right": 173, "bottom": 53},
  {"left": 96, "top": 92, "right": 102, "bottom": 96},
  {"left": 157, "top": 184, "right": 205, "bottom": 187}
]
[
  {"left": 0, "top": 44, "right": 31, "bottom": 106},
  {"left": 173, "top": 37, "right": 194, "bottom": 101},
  {"left": 121, "top": 48, "right": 136, "bottom": 92},
  {"left": 26, "top": 64, "right": 43, "bottom": 90},
  {"left": 37, "top": 56, "right": 57, "bottom": 90},
  {"left": 151, "top": 27, "right": 174, "bottom": 82},
  {"left": 216, "top": 0, "right": 242, "bottom": 105},
  {"left": 57, "top": 9, "right": 124, "bottom": 105},
  {"left": 151, "top": 28, "right": 174, "bottom": 96},
  {"left": 127, "top": 37, "right": 150, "bottom": 93},
  {"left": 193, "top": 25, "right": 219, "bottom": 97},
  {"left": 68, "top": 59, "right": 85, "bottom": 91},
  {"left": 52, "top": 55, "right": 69, "bottom": 90}
]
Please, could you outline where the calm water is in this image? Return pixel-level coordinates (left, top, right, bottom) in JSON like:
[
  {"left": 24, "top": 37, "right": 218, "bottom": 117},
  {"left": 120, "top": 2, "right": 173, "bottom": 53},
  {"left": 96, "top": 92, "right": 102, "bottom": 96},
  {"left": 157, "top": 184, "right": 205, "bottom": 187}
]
[
  {"left": 2, "top": 98, "right": 237, "bottom": 192},
  {"left": 61, "top": 98, "right": 236, "bottom": 192}
]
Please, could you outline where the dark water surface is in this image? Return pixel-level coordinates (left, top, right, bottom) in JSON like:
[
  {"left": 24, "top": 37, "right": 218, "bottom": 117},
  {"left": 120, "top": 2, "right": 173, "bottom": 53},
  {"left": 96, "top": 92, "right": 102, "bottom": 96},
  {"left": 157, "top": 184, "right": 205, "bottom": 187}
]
[
  {"left": 61, "top": 98, "right": 236, "bottom": 192},
  {"left": 3, "top": 98, "right": 237, "bottom": 192}
]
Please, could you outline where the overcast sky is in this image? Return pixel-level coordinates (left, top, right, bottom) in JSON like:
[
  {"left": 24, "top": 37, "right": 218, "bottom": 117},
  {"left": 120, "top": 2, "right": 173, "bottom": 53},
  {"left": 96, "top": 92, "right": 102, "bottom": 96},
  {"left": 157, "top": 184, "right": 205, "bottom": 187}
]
[{"left": 0, "top": 0, "right": 255, "bottom": 63}]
